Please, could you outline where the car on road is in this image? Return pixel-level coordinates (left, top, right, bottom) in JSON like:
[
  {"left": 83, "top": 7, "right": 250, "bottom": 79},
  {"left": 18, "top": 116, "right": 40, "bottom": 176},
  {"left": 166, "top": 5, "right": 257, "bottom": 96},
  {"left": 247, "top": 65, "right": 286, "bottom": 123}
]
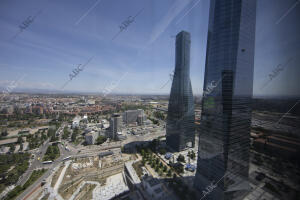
[
  {"left": 63, "top": 156, "right": 71, "bottom": 161},
  {"left": 41, "top": 179, "right": 46, "bottom": 186},
  {"left": 42, "top": 161, "right": 53, "bottom": 164}
]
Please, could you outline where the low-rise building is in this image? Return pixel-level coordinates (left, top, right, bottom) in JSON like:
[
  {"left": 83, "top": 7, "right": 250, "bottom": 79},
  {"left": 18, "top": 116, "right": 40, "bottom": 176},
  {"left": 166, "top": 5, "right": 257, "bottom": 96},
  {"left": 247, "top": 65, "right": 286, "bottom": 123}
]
[
  {"left": 123, "top": 109, "right": 146, "bottom": 125},
  {"left": 72, "top": 116, "right": 81, "bottom": 129}
]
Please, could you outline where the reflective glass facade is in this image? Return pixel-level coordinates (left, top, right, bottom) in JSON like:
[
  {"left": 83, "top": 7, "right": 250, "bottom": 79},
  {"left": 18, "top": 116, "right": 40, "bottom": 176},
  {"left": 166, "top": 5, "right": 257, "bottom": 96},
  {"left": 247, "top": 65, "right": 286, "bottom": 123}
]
[
  {"left": 194, "top": 0, "right": 256, "bottom": 199},
  {"left": 166, "top": 31, "right": 195, "bottom": 152}
]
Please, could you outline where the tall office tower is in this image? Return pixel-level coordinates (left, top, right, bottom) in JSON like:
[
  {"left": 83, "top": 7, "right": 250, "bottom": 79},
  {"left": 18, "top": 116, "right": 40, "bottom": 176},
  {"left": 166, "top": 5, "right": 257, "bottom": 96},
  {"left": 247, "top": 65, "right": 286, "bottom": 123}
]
[
  {"left": 109, "top": 113, "right": 122, "bottom": 140},
  {"left": 194, "top": 0, "right": 256, "bottom": 199},
  {"left": 166, "top": 31, "right": 195, "bottom": 152}
]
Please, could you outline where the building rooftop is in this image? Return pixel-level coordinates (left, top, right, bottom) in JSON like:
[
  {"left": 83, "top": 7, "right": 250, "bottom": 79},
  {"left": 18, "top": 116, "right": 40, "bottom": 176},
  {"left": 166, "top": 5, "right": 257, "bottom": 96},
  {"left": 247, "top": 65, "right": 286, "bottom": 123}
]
[
  {"left": 0, "top": 138, "right": 18, "bottom": 146},
  {"left": 125, "top": 161, "right": 141, "bottom": 184}
]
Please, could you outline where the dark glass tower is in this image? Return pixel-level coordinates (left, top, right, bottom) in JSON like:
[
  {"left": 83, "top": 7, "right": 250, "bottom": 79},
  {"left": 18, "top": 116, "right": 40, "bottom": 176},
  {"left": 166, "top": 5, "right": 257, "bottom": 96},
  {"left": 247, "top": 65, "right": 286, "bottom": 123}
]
[
  {"left": 166, "top": 31, "right": 195, "bottom": 152},
  {"left": 194, "top": 0, "right": 256, "bottom": 200}
]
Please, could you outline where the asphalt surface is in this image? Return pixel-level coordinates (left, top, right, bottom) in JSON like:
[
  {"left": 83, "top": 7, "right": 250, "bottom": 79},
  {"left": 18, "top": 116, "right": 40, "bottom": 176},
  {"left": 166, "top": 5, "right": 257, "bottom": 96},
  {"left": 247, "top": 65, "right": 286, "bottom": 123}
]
[
  {"left": 15, "top": 126, "right": 166, "bottom": 200},
  {"left": 16, "top": 124, "right": 76, "bottom": 200},
  {"left": 16, "top": 143, "right": 76, "bottom": 200},
  {"left": 17, "top": 140, "right": 50, "bottom": 186}
]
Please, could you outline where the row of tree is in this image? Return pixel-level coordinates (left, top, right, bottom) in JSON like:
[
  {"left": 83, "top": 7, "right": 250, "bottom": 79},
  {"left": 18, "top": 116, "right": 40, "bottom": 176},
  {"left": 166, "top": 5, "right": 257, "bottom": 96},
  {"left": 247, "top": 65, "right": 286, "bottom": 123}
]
[
  {"left": 153, "top": 111, "right": 166, "bottom": 120},
  {"left": 0, "top": 153, "right": 30, "bottom": 190},
  {"left": 140, "top": 149, "right": 173, "bottom": 177},
  {"left": 139, "top": 146, "right": 197, "bottom": 199},
  {"left": 4, "top": 169, "right": 47, "bottom": 200}
]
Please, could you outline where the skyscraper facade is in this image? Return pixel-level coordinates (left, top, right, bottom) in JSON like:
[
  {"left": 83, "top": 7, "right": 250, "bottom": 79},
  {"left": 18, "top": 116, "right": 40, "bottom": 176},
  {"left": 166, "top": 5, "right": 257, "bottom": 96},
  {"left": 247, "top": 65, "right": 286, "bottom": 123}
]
[
  {"left": 109, "top": 113, "right": 122, "bottom": 140},
  {"left": 194, "top": 0, "right": 256, "bottom": 199},
  {"left": 166, "top": 31, "right": 195, "bottom": 152}
]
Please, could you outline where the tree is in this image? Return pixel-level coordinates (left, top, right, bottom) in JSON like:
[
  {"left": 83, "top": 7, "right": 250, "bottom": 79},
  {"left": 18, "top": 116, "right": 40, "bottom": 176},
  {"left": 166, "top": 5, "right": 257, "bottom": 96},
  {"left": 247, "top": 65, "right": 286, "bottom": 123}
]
[
  {"left": 155, "top": 165, "right": 159, "bottom": 172},
  {"left": 71, "top": 130, "right": 77, "bottom": 142},
  {"left": 177, "top": 154, "right": 185, "bottom": 163},
  {"left": 158, "top": 148, "right": 166, "bottom": 155},
  {"left": 159, "top": 162, "right": 163, "bottom": 168},
  {"left": 167, "top": 169, "right": 172, "bottom": 177},
  {"left": 1, "top": 130, "right": 8, "bottom": 137},
  {"left": 159, "top": 171, "right": 163, "bottom": 176},
  {"left": 9, "top": 144, "right": 15, "bottom": 153},
  {"left": 62, "top": 127, "right": 70, "bottom": 139},
  {"left": 173, "top": 173, "right": 177, "bottom": 180},
  {"left": 163, "top": 165, "right": 167, "bottom": 172},
  {"left": 151, "top": 162, "right": 155, "bottom": 168},
  {"left": 190, "top": 151, "right": 196, "bottom": 159},
  {"left": 141, "top": 149, "right": 145, "bottom": 156},
  {"left": 96, "top": 136, "right": 107, "bottom": 145},
  {"left": 156, "top": 158, "right": 160, "bottom": 165},
  {"left": 154, "top": 111, "right": 165, "bottom": 120},
  {"left": 43, "top": 145, "right": 60, "bottom": 161},
  {"left": 188, "top": 150, "right": 196, "bottom": 160},
  {"left": 174, "top": 164, "right": 184, "bottom": 174},
  {"left": 20, "top": 143, "right": 23, "bottom": 151},
  {"left": 17, "top": 136, "right": 24, "bottom": 144},
  {"left": 41, "top": 133, "right": 47, "bottom": 141}
]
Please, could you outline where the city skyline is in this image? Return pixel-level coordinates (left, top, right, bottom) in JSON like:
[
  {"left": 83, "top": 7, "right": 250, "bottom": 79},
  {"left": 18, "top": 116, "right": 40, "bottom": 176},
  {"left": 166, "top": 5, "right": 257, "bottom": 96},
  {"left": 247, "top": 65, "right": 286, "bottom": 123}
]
[
  {"left": 0, "top": 1, "right": 300, "bottom": 200},
  {"left": 0, "top": 0, "right": 299, "bottom": 97}
]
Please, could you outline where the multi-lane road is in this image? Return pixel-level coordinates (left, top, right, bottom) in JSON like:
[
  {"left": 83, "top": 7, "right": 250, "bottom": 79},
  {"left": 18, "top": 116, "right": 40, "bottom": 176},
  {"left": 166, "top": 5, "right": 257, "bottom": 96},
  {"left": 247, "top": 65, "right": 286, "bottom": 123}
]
[
  {"left": 16, "top": 142, "right": 77, "bottom": 200},
  {"left": 15, "top": 125, "right": 166, "bottom": 200},
  {"left": 16, "top": 124, "right": 76, "bottom": 200},
  {"left": 17, "top": 139, "right": 51, "bottom": 186}
]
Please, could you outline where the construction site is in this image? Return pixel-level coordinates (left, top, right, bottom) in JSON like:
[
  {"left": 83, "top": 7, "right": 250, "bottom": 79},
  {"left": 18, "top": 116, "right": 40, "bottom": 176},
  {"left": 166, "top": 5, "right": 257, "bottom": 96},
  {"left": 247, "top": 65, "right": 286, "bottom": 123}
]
[{"left": 37, "top": 150, "right": 137, "bottom": 200}]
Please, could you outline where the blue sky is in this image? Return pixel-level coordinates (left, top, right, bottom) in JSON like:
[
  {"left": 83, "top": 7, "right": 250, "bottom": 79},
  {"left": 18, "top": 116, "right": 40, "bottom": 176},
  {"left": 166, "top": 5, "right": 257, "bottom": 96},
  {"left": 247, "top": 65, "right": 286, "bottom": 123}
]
[{"left": 0, "top": 0, "right": 299, "bottom": 97}]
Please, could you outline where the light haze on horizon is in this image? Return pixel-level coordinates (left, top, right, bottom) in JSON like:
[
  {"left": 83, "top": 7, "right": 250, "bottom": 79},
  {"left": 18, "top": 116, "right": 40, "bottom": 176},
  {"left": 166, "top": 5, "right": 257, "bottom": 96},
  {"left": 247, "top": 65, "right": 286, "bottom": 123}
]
[{"left": 0, "top": 0, "right": 299, "bottom": 97}]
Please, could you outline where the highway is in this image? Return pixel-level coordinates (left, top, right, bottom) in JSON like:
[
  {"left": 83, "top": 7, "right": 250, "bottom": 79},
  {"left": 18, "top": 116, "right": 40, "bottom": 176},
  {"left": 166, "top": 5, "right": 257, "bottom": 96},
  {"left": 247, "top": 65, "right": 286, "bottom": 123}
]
[
  {"left": 17, "top": 139, "right": 50, "bottom": 186},
  {"left": 17, "top": 124, "right": 67, "bottom": 186},
  {"left": 16, "top": 124, "right": 76, "bottom": 200},
  {"left": 15, "top": 125, "right": 166, "bottom": 200},
  {"left": 16, "top": 143, "right": 77, "bottom": 200}
]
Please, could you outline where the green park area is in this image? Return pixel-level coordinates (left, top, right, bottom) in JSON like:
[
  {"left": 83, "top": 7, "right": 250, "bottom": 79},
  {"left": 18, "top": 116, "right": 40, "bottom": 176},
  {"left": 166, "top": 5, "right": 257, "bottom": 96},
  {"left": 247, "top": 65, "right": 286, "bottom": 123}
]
[
  {"left": 0, "top": 153, "right": 30, "bottom": 194},
  {"left": 43, "top": 144, "right": 60, "bottom": 161}
]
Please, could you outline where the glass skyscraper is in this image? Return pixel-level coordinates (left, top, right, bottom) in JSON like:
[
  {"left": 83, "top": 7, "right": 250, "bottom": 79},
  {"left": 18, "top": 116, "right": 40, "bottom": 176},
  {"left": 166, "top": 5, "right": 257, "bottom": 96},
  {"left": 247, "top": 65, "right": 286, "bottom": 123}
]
[
  {"left": 166, "top": 31, "right": 195, "bottom": 152},
  {"left": 194, "top": 0, "right": 256, "bottom": 199}
]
